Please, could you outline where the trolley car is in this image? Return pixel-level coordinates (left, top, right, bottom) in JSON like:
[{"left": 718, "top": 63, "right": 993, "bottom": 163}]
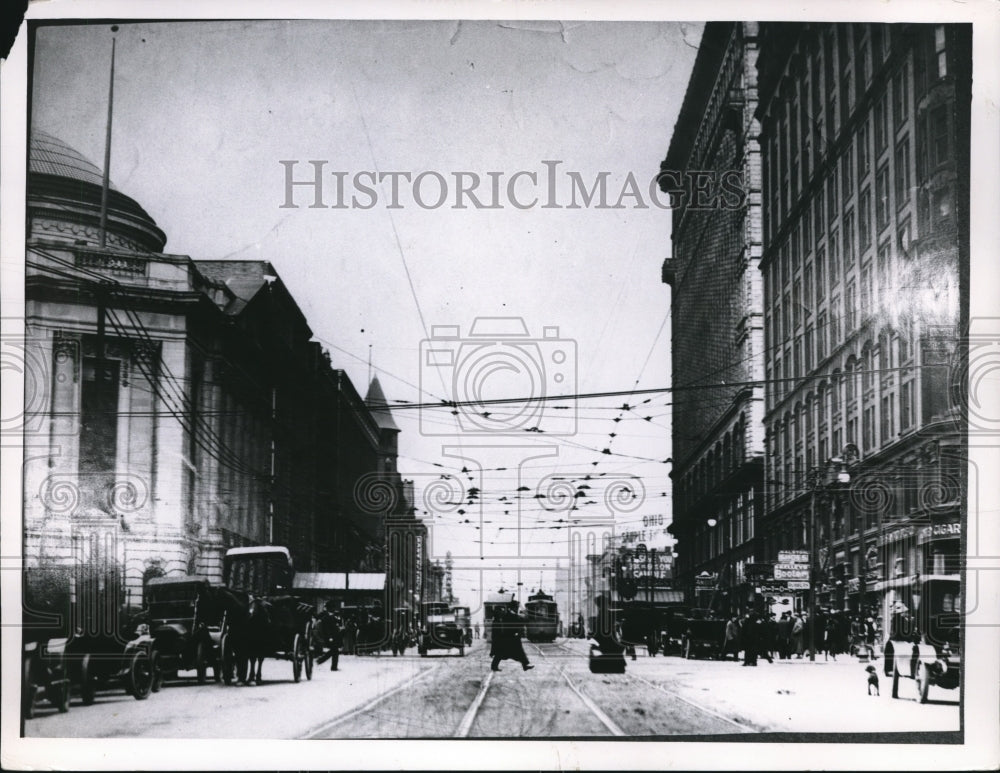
[{"left": 524, "top": 589, "right": 559, "bottom": 643}]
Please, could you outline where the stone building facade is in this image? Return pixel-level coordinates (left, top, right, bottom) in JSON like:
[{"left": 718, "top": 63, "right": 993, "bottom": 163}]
[
  {"left": 660, "top": 23, "right": 766, "bottom": 612},
  {"left": 23, "top": 131, "right": 414, "bottom": 607}
]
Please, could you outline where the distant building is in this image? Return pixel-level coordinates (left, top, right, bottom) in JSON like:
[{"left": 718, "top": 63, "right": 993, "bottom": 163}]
[
  {"left": 659, "top": 23, "right": 765, "bottom": 614},
  {"left": 755, "top": 23, "right": 969, "bottom": 620},
  {"left": 23, "top": 131, "right": 409, "bottom": 605}
]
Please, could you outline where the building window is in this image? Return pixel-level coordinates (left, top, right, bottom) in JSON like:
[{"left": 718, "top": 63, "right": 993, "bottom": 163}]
[
  {"left": 861, "top": 263, "right": 873, "bottom": 319},
  {"left": 863, "top": 405, "right": 875, "bottom": 452},
  {"left": 897, "top": 218, "right": 911, "bottom": 257},
  {"left": 930, "top": 104, "right": 950, "bottom": 170},
  {"left": 892, "top": 64, "right": 909, "bottom": 132},
  {"left": 900, "top": 380, "right": 913, "bottom": 431},
  {"left": 814, "top": 191, "right": 825, "bottom": 237},
  {"left": 857, "top": 119, "right": 870, "bottom": 180},
  {"left": 829, "top": 228, "right": 840, "bottom": 285},
  {"left": 805, "top": 324, "right": 814, "bottom": 371},
  {"left": 881, "top": 393, "right": 896, "bottom": 443},
  {"left": 895, "top": 136, "right": 911, "bottom": 208},
  {"left": 935, "top": 25, "right": 947, "bottom": 79},
  {"left": 877, "top": 240, "right": 891, "bottom": 309},
  {"left": 804, "top": 263, "right": 813, "bottom": 312},
  {"left": 816, "top": 247, "right": 826, "bottom": 301},
  {"left": 817, "top": 311, "right": 827, "bottom": 360},
  {"left": 827, "top": 172, "right": 838, "bottom": 224},
  {"left": 846, "top": 281, "right": 857, "bottom": 330},
  {"left": 841, "top": 147, "right": 854, "bottom": 204},
  {"left": 859, "top": 187, "right": 871, "bottom": 249},
  {"left": 875, "top": 163, "right": 890, "bottom": 233},
  {"left": 802, "top": 208, "right": 811, "bottom": 254},
  {"left": 830, "top": 294, "right": 841, "bottom": 346},
  {"left": 874, "top": 96, "right": 888, "bottom": 155},
  {"left": 782, "top": 293, "right": 791, "bottom": 345},
  {"left": 843, "top": 210, "right": 856, "bottom": 268}
]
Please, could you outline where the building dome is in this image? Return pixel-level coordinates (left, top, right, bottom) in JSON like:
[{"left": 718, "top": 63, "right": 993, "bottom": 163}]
[
  {"left": 30, "top": 130, "right": 119, "bottom": 191},
  {"left": 27, "top": 129, "right": 166, "bottom": 253}
]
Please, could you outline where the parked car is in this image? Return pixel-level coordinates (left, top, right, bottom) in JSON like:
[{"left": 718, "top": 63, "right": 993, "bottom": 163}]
[
  {"left": 145, "top": 575, "right": 224, "bottom": 688},
  {"left": 882, "top": 574, "right": 961, "bottom": 703},
  {"left": 681, "top": 613, "right": 727, "bottom": 659}
]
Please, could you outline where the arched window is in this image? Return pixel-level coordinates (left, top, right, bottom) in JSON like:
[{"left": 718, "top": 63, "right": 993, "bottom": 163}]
[{"left": 845, "top": 356, "right": 858, "bottom": 402}]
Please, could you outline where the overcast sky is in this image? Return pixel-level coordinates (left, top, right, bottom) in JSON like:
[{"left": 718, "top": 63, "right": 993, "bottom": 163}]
[{"left": 30, "top": 19, "right": 702, "bottom": 608}]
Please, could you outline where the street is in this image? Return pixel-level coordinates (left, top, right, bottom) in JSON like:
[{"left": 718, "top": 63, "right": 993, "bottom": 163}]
[{"left": 25, "top": 638, "right": 959, "bottom": 739}]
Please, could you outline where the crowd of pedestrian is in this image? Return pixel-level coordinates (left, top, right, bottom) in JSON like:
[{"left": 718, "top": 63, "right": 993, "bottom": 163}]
[{"left": 719, "top": 609, "right": 879, "bottom": 664}]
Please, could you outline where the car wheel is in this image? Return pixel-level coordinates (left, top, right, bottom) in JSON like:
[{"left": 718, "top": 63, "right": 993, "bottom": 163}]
[
  {"left": 128, "top": 650, "right": 153, "bottom": 700},
  {"left": 916, "top": 662, "right": 930, "bottom": 704},
  {"left": 22, "top": 657, "right": 37, "bottom": 719},
  {"left": 150, "top": 650, "right": 164, "bottom": 693},
  {"left": 304, "top": 624, "right": 315, "bottom": 681},
  {"left": 292, "top": 633, "right": 304, "bottom": 683},
  {"left": 80, "top": 654, "right": 96, "bottom": 706},
  {"left": 195, "top": 641, "right": 208, "bottom": 685}
]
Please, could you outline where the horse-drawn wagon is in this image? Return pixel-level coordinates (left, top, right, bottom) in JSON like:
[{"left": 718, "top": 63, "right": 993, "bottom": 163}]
[
  {"left": 219, "top": 547, "right": 315, "bottom": 685},
  {"left": 681, "top": 610, "right": 727, "bottom": 659}
]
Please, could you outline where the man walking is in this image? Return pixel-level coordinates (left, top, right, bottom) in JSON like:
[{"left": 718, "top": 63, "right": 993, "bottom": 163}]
[
  {"left": 490, "top": 602, "right": 534, "bottom": 672},
  {"left": 777, "top": 611, "right": 793, "bottom": 659},
  {"left": 723, "top": 615, "right": 741, "bottom": 662}
]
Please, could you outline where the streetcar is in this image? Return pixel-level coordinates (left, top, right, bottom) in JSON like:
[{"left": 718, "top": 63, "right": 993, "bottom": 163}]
[
  {"left": 524, "top": 589, "right": 559, "bottom": 643},
  {"left": 483, "top": 589, "right": 517, "bottom": 643}
]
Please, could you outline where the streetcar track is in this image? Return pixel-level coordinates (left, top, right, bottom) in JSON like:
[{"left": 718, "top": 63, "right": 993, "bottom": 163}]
[
  {"left": 454, "top": 670, "right": 494, "bottom": 737},
  {"left": 528, "top": 642, "right": 626, "bottom": 736},
  {"left": 533, "top": 639, "right": 756, "bottom": 734},
  {"left": 298, "top": 663, "right": 440, "bottom": 739}
]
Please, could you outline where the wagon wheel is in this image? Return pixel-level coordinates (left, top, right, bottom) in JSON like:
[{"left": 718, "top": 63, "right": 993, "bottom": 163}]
[
  {"left": 79, "top": 653, "right": 97, "bottom": 706},
  {"left": 916, "top": 662, "right": 930, "bottom": 704},
  {"left": 303, "top": 623, "right": 314, "bottom": 681},
  {"left": 292, "top": 633, "right": 304, "bottom": 683},
  {"left": 150, "top": 649, "right": 164, "bottom": 693},
  {"left": 22, "top": 655, "right": 37, "bottom": 719},
  {"left": 127, "top": 649, "right": 153, "bottom": 700},
  {"left": 195, "top": 640, "right": 208, "bottom": 685}
]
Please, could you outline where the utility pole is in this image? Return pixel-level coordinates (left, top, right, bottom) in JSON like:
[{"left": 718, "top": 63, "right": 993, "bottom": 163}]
[{"left": 99, "top": 27, "right": 118, "bottom": 248}]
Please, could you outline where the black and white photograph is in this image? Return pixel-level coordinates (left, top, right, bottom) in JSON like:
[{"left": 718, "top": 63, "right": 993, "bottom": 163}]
[{"left": 2, "top": 1, "right": 998, "bottom": 769}]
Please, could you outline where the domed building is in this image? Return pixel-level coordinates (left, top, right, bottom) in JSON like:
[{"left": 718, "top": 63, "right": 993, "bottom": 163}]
[{"left": 24, "top": 131, "right": 414, "bottom": 607}]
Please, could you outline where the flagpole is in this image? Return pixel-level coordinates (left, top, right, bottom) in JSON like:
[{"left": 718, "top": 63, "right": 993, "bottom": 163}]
[{"left": 98, "top": 26, "right": 118, "bottom": 249}]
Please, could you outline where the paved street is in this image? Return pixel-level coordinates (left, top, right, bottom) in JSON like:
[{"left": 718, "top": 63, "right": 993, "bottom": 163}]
[{"left": 24, "top": 638, "right": 958, "bottom": 739}]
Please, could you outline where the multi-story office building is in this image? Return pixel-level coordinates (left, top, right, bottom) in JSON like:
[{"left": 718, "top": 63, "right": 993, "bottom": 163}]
[
  {"left": 756, "top": 24, "right": 970, "bottom": 621},
  {"left": 660, "top": 22, "right": 765, "bottom": 613}
]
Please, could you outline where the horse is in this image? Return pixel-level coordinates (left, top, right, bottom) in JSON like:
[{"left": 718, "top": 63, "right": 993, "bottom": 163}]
[{"left": 240, "top": 595, "right": 277, "bottom": 685}]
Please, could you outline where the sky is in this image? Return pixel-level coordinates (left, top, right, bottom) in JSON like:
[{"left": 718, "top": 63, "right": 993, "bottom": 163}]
[{"left": 29, "top": 19, "right": 702, "bottom": 610}]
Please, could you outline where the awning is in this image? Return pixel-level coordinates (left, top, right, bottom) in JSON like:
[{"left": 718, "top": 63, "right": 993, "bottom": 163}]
[
  {"left": 293, "top": 572, "right": 347, "bottom": 591},
  {"left": 347, "top": 573, "right": 386, "bottom": 591}
]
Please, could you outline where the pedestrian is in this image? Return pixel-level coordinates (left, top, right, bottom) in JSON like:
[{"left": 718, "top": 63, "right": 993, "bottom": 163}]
[
  {"left": 473, "top": 621, "right": 480, "bottom": 640},
  {"left": 724, "top": 616, "right": 741, "bottom": 662},
  {"left": 490, "top": 602, "right": 534, "bottom": 672},
  {"left": 742, "top": 613, "right": 758, "bottom": 666},
  {"left": 777, "top": 612, "right": 793, "bottom": 659},
  {"left": 316, "top": 604, "right": 342, "bottom": 671},
  {"left": 763, "top": 613, "right": 776, "bottom": 663},
  {"left": 792, "top": 613, "right": 805, "bottom": 658}
]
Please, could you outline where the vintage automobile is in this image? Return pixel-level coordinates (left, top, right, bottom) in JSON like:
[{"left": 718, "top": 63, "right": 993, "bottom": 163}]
[
  {"left": 22, "top": 566, "right": 73, "bottom": 718},
  {"left": 451, "top": 605, "right": 474, "bottom": 645},
  {"left": 660, "top": 606, "right": 692, "bottom": 655},
  {"left": 417, "top": 601, "right": 465, "bottom": 656},
  {"left": 65, "top": 612, "right": 155, "bottom": 705},
  {"left": 145, "top": 575, "right": 224, "bottom": 689},
  {"left": 881, "top": 574, "right": 961, "bottom": 703},
  {"left": 681, "top": 610, "right": 727, "bottom": 660}
]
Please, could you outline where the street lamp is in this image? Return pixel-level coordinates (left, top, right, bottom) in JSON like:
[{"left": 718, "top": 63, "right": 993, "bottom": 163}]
[{"left": 808, "top": 444, "right": 859, "bottom": 661}]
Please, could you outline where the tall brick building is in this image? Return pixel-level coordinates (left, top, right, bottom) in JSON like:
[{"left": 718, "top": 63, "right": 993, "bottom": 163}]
[
  {"left": 755, "top": 23, "right": 970, "bottom": 623},
  {"left": 660, "top": 22, "right": 766, "bottom": 611}
]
